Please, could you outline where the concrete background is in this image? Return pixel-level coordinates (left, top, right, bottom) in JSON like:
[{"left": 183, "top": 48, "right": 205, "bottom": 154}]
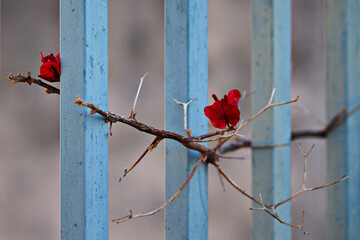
[{"left": 1, "top": 0, "right": 329, "bottom": 239}]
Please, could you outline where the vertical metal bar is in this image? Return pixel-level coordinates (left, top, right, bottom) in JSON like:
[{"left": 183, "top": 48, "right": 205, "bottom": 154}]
[
  {"left": 60, "top": 1, "right": 108, "bottom": 239},
  {"left": 165, "top": 0, "right": 208, "bottom": 239},
  {"left": 326, "top": 1, "right": 360, "bottom": 239},
  {"left": 0, "top": 0, "right": 1, "bottom": 75},
  {"left": 251, "top": 0, "right": 291, "bottom": 239}
]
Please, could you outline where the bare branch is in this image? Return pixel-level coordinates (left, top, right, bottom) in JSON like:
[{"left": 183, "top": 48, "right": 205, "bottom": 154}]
[
  {"left": 219, "top": 103, "right": 360, "bottom": 154},
  {"left": 8, "top": 73, "right": 60, "bottom": 94},
  {"left": 274, "top": 175, "right": 348, "bottom": 210},
  {"left": 296, "top": 144, "right": 315, "bottom": 189},
  {"left": 75, "top": 97, "right": 216, "bottom": 160},
  {"left": 189, "top": 134, "right": 246, "bottom": 143},
  {"left": 218, "top": 138, "right": 252, "bottom": 154},
  {"left": 113, "top": 155, "right": 205, "bottom": 223},
  {"left": 213, "top": 162, "right": 271, "bottom": 208},
  {"left": 75, "top": 96, "right": 348, "bottom": 231},
  {"left": 216, "top": 154, "right": 245, "bottom": 160},
  {"left": 273, "top": 145, "right": 348, "bottom": 209},
  {"left": 251, "top": 204, "right": 309, "bottom": 234},
  {"left": 250, "top": 194, "right": 308, "bottom": 233},
  {"left": 237, "top": 95, "right": 299, "bottom": 134},
  {"left": 119, "top": 136, "right": 163, "bottom": 182},
  {"left": 191, "top": 126, "right": 234, "bottom": 140},
  {"left": 215, "top": 144, "right": 347, "bottom": 234}
]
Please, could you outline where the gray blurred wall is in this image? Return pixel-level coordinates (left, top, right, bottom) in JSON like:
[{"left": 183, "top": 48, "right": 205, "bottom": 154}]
[{"left": 1, "top": 0, "right": 328, "bottom": 239}]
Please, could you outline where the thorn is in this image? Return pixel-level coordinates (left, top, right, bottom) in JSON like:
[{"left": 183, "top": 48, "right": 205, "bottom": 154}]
[
  {"left": 268, "top": 88, "right": 276, "bottom": 105},
  {"left": 119, "top": 168, "right": 128, "bottom": 182},
  {"left": 173, "top": 98, "right": 197, "bottom": 134},
  {"left": 130, "top": 73, "right": 148, "bottom": 118}
]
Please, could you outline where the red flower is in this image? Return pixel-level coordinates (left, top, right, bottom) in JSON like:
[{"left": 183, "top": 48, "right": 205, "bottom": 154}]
[
  {"left": 38, "top": 52, "right": 61, "bottom": 82},
  {"left": 204, "top": 89, "right": 241, "bottom": 129}
]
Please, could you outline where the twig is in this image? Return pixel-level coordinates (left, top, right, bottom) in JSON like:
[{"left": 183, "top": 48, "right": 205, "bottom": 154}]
[
  {"left": 191, "top": 126, "right": 235, "bottom": 140},
  {"left": 218, "top": 171, "right": 227, "bottom": 192},
  {"left": 8, "top": 73, "right": 60, "bottom": 94},
  {"left": 236, "top": 90, "right": 298, "bottom": 133},
  {"left": 214, "top": 144, "right": 348, "bottom": 233},
  {"left": 298, "top": 144, "right": 315, "bottom": 189},
  {"left": 119, "top": 136, "right": 163, "bottom": 182},
  {"left": 173, "top": 97, "right": 197, "bottom": 137},
  {"left": 219, "top": 103, "right": 360, "bottom": 154},
  {"left": 112, "top": 154, "right": 205, "bottom": 223},
  {"left": 130, "top": 73, "right": 148, "bottom": 118},
  {"left": 250, "top": 195, "right": 309, "bottom": 234},
  {"left": 273, "top": 145, "right": 348, "bottom": 209},
  {"left": 216, "top": 154, "right": 245, "bottom": 160},
  {"left": 75, "top": 97, "right": 216, "bottom": 160},
  {"left": 213, "top": 162, "right": 271, "bottom": 208},
  {"left": 292, "top": 104, "right": 359, "bottom": 140},
  {"left": 189, "top": 134, "right": 245, "bottom": 143},
  {"left": 109, "top": 122, "right": 113, "bottom": 136},
  {"left": 274, "top": 175, "right": 349, "bottom": 209}
]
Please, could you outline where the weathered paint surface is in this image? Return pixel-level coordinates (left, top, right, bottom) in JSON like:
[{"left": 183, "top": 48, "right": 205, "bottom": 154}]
[
  {"left": 326, "top": 1, "right": 360, "bottom": 239},
  {"left": 165, "top": 0, "right": 208, "bottom": 239},
  {"left": 251, "top": 0, "right": 291, "bottom": 239},
  {"left": 60, "top": 0, "right": 108, "bottom": 239}
]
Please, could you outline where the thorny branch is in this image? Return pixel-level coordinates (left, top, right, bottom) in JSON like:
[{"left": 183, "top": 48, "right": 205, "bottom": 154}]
[
  {"left": 10, "top": 73, "right": 358, "bottom": 148},
  {"left": 74, "top": 91, "right": 348, "bottom": 233},
  {"left": 112, "top": 154, "right": 205, "bottom": 223},
  {"left": 74, "top": 97, "right": 217, "bottom": 161},
  {"left": 9, "top": 74, "right": 351, "bottom": 232},
  {"left": 119, "top": 136, "right": 163, "bottom": 182},
  {"left": 245, "top": 145, "right": 348, "bottom": 234},
  {"left": 8, "top": 73, "right": 60, "bottom": 94},
  {"left": 250, "top": 194, "right": 308, "bottom": 234},
  {"left": 272, "top": 144, "right": 349, "bottom": 209}
]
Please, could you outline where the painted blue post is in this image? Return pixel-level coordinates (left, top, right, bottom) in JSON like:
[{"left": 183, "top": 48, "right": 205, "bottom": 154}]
[
  {"left": 60, "top": 1, "right": 108, "bottom": 239},
  {"left": 326, "top": 1, "right": 360, "bottom": 239},
  {"left": 165, "top": 1, "right": 208, "bottom": 239},
  {"left": 251, "top": 0, "right": 291, "bottom": 239}
]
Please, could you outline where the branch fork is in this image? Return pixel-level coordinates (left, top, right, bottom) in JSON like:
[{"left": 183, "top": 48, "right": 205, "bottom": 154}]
[
  {"left": 8, "top": 73, "right": 60, "bottom": 94},
  {"left": 9, "top": 73, "right": 351, "bottom": 233}
]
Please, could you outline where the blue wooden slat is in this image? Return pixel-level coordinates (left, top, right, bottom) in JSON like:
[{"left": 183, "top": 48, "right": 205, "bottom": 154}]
[
  {"left": 326, "top": 1, "right": 360, "bottom": 239},
  {"left": 165, "top": 0, "right": 208, "bottom": 239},
  {"left": 251, "top": 0, "right": 292, "bottom": 239},
  {"left": 60, "top": 1, "right": 108, "bottom": 239}
]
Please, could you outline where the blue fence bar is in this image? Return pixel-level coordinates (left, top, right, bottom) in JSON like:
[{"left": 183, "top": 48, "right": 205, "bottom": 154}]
[
  {"left": 165, "top": 0, "right": 208, "bottom": 239},
  {"left": 60, "top": 1, "right": 108, "bottom": 239},
  {"left": 251, "top": 0, "right": 292, "bottom": 239},
  {"left": 326, "top": 1, "right": 360, "bottom": 239}
]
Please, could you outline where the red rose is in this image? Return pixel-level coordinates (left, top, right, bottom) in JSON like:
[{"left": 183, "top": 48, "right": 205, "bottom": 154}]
[
  {"left": 204, "top": 89, "right": 241, "bottom": 129},
  {"left": 38, "top": 52, "right": 61, "bottom": 82}
]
